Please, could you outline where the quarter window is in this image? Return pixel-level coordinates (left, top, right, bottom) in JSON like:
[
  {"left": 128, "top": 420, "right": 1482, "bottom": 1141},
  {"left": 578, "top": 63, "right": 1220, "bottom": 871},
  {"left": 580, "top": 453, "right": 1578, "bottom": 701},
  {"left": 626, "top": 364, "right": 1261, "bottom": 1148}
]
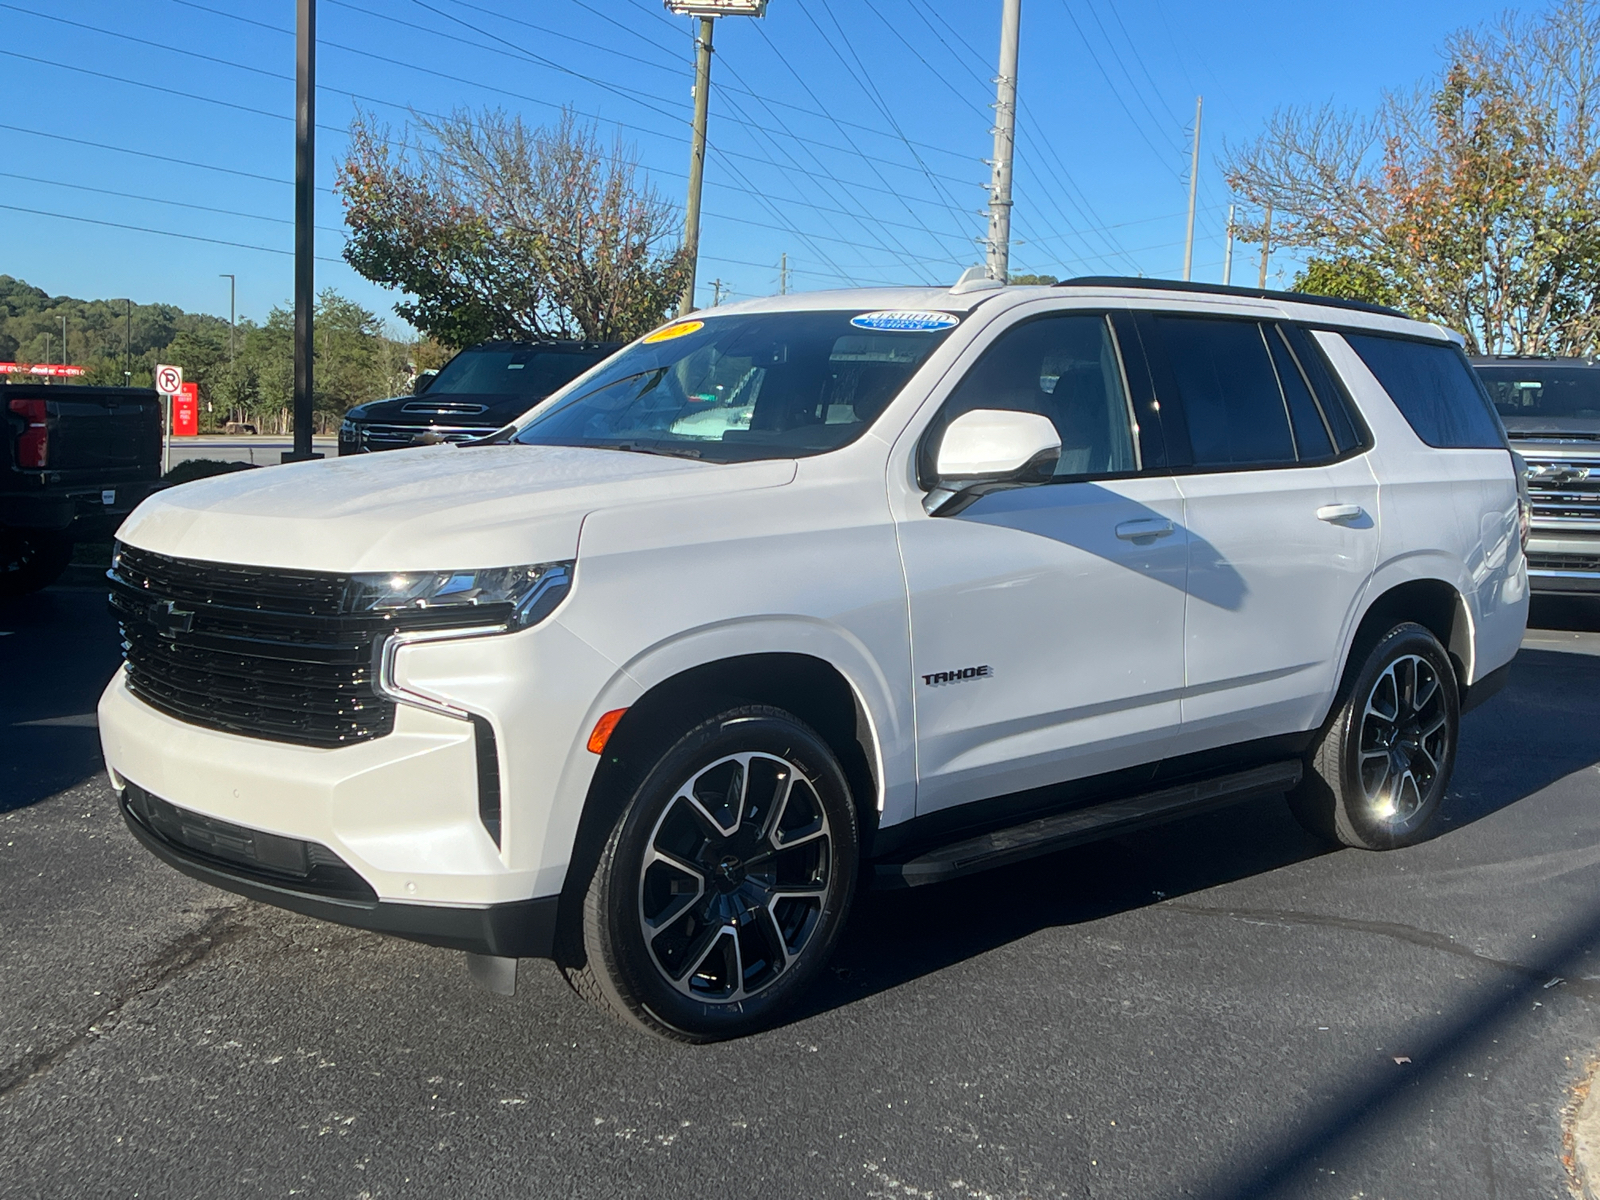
[
  {"left": 933, "top": 314, "right": 1139, "bottom": 480},
  {"left": 1343, "top": 333, "right": 1506, "bottom": 449},
  {"left": 1154, "top": 316, "right": 1296, "bottom": 468}
]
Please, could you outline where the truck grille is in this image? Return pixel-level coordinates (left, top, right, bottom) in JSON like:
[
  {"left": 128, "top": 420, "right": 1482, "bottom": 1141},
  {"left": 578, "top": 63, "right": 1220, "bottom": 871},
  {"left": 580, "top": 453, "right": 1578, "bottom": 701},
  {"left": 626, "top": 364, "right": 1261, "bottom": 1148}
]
[
  {"left": 109, "top": 544, "right": 395, "bottom": 747},
  {"left": 1522, "top": 454, "right": 1600, "bottom": 524},
  {"left": 1527, "top": 551, "right": 1600, "bottom": 573},
  {"left": 350, "top": 422, "right": 490, "bottom": 452}
]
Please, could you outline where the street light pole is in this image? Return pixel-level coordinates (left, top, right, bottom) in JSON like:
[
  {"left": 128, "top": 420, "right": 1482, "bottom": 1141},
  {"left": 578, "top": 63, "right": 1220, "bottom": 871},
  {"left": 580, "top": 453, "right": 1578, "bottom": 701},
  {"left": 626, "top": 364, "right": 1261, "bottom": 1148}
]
[
  {"left": 220, "top": 274, "right": 236, "bottom": 366},
  {"left": 1182, "top": 96, "right": 1202, "bottom": 282},
  {"left": 985, "top": 0, "right": 1022, "bottom": 282},
  {"left": 665, "top": 0, "right": 768, "bottom": 316},
  {"left": 286, "top": 0, "right": 321, "bottom": 462}
]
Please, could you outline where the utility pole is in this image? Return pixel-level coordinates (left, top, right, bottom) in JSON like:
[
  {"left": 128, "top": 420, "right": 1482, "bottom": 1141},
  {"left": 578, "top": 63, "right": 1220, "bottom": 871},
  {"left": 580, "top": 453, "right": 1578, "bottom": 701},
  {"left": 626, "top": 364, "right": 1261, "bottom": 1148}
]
[
  {"left": 779, "top": 252, "right": 788, "bottom": 296},
  {"left": 220, "top": 274, "right": 236, "bottom": 366},
  {"left": 60, "top": 314, "right": 67, "bottom": 368},
  {"left": 985, "top": 0, "right": 1022, "bottom": 282},
  {"left": 1182, "top": 95, "right": 1203, "bottom": 282},
  {"left": 1258, "top": 202, "right": 1273, "bottom": 289},
  {"left": 286, "top": 0, "right": 320, "bottom": 462},
  {"left": 710, "top": 279, "right": 726, "bottom": 306},
  {"left": 667, "top": 3, "right": 767, "bottom": 315},
  {"left": 1222, "top": 203, "right": 1235, "bottom": 286},
  {"left": 679, "top": 17, "right": 713, "bottom": 316}
]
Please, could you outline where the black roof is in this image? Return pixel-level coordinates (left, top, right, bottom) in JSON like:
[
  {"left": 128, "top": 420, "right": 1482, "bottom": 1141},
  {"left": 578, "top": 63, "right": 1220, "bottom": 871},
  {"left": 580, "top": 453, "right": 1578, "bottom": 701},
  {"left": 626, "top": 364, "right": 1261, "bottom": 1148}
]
[
  {"left": 1469, "top": 354, "right": 1598, "bottom": 366},
  {"left": 1052, "top": 276, "right": 1408, "bottom": 319},
  {"left": 470, "top": 339, "right": 623, "bottom": 351}
]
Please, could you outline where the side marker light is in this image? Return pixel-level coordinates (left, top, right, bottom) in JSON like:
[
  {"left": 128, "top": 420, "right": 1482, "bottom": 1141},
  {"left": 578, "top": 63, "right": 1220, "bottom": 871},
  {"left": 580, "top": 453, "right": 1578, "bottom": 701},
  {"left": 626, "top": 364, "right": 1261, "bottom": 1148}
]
[{"left": 587, "top": 708, "right": 628, "bottom": 754}]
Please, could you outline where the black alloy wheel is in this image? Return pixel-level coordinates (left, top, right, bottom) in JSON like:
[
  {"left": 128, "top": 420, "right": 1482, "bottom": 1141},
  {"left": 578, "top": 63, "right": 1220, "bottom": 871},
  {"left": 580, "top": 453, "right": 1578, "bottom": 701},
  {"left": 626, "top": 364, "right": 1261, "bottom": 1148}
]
[{"left": 566, "top": 706, "right": 859, "bottom": 1042}]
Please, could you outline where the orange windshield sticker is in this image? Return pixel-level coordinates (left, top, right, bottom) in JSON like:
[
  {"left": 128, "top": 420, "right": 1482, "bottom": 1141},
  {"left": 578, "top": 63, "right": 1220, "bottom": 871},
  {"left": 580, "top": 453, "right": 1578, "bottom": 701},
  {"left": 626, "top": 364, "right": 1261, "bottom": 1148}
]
[{"left": 642, "top": 320, "right": 704, "bottom": 344}]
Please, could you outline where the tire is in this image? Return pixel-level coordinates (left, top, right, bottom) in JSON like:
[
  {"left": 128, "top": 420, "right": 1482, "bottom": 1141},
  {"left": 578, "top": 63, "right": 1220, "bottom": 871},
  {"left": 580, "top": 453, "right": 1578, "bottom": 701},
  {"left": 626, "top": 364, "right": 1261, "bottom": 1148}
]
[
  {"left": 564, "top": 705, "right": 859, "bottom": 1042},
  {"left": 0, "top": 528, "right": 73, "bottom": 599},
  {"left": 1288, "top": 622, "right": 1460, "bottom": 850}
]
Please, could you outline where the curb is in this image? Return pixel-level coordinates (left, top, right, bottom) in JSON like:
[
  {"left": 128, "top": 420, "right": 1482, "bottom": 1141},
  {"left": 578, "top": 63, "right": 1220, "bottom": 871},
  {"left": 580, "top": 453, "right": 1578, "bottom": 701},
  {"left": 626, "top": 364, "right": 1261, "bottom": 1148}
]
[{"left": 1566, "top": 1057, "right": 1600, "bottom": 1198}]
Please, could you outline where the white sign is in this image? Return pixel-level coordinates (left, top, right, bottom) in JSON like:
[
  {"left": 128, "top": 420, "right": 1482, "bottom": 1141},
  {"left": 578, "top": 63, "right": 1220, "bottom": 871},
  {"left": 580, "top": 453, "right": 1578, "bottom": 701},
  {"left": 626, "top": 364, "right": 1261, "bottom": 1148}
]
[{"left": 155, "top": 364, "right": 183, "bottom": 396}]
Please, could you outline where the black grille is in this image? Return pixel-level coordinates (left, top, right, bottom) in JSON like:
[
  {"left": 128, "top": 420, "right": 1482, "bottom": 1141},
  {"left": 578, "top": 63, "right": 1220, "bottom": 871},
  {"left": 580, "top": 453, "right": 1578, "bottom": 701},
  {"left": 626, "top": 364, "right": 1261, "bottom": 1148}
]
[
  {"left": 1528, "top": 551, "right": 1600, "bottom": 573},
  {"left": 122, "top": 782, "right": 376, "bottom": 902},
  {"left": 110, "top": 544, "right": 395, "bottom": 747}
]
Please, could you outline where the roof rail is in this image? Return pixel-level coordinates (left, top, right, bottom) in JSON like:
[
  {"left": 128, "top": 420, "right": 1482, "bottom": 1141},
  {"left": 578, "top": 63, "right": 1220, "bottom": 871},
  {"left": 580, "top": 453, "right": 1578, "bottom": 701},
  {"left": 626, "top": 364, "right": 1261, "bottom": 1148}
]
[{"left": 1052, "top": 275, "right": 1408, "bottom": 319}]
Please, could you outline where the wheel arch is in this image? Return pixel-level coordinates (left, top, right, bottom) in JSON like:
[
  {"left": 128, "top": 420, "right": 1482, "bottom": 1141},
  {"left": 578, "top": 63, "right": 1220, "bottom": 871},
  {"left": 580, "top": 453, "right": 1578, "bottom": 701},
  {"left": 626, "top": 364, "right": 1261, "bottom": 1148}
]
[
  {"left": 552, "top": 646, "right": 887, "bottom": 966},
  {"left": 1332, "top": 575, "right": 1474, "bottom": 720}
]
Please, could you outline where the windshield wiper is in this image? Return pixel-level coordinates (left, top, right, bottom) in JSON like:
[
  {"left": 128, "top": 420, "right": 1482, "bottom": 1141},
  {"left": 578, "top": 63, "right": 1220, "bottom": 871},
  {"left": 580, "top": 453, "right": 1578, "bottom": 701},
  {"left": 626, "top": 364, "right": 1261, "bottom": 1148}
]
[{"left": 584, "top": 441, "right": 704, "bottom": 460}]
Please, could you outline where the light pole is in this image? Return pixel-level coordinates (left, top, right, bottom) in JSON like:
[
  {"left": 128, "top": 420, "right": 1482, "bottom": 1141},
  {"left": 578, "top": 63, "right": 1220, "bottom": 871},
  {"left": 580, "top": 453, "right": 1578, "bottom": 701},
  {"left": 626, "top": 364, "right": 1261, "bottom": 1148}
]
[
  {"left": 984, "top": 0, "right": 1021, "bottom": 282},
  {"left": 220, "top": 274, "right": 236, "bottom": 367},
  {"left": 60, "top": 314, "right": 67, "bottom": 367},
  {"left": 285, "top": 0, "right": 320, "bottom": 461},
  {"left": 664, "top": 0, "right": 768, "bottom": 316}
]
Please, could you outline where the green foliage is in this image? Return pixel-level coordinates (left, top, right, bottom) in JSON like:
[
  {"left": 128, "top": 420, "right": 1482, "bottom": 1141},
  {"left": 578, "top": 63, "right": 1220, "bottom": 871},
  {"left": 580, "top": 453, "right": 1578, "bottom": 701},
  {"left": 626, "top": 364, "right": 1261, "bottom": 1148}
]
[
  {"left": 1290, "top": 257, "right": 1405, "bottom": 309},
  {"left": 0, "top": 276, "right": 416, "bottom": 433},
  {"left": 1008, "top": 273, "right": 1060, "bottom": 286},
  {"left": 1223, "top": 0, "right": 1600, "bottom": 355},
  {"left": 339, "top": 108, "right": 689, "bottom": 346}
]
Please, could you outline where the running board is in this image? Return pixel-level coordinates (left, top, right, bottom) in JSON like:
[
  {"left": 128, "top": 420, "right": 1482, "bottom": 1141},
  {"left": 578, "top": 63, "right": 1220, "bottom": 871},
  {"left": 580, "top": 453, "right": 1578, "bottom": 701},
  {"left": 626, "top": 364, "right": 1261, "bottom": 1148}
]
[{"left": 875, "top": 760, "right": 1303, "bottom": 889}]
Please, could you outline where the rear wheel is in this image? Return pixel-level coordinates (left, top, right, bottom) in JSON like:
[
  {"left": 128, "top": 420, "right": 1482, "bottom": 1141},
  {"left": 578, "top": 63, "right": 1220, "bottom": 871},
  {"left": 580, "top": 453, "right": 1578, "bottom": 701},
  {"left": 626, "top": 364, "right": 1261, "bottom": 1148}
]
[
  {"left": 565, "top": 706, "right": 859, "bottom": 1042},
  {"left": 0, "top": 528, "right": 73, "bottom": 599},
  {"left": 1288, "top": 622, "right": 1459, "bottom": 849}
]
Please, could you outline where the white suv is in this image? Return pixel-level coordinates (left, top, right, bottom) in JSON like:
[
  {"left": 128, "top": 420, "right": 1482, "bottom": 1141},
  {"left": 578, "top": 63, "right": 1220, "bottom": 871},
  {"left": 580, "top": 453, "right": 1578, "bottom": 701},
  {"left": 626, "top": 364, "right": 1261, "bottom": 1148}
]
[{"left": 99, "top": 278, "right": 1528, "bottom": 1041}]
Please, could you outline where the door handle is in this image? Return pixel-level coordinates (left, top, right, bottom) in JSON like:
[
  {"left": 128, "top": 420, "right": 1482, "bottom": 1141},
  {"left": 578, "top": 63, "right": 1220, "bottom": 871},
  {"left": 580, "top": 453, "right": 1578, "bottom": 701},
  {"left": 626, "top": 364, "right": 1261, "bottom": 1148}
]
[
  {"left": 1316, "top": 504, "right": 1365, "bottom": 523},
  {"left": 1115, "top": 518, "right": 1176, "bottom": 541}
]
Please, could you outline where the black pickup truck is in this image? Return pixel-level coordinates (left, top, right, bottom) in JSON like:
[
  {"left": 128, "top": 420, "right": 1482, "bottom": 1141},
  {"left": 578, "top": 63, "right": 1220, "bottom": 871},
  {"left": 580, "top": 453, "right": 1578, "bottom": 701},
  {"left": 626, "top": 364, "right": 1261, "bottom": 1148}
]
[{"left": 2, "top": 382, "right": 165, "bottom": 598}]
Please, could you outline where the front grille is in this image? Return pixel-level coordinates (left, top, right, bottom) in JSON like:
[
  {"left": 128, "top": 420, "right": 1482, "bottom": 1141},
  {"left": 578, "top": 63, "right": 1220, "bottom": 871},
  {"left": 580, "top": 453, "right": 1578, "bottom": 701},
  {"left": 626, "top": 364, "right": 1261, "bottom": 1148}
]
[
  {"left": 353, "top": 422, "right": 491, "bottom": 451},
  {"left": 110, "top": 544, "right": 395, "bottom": 747},
  {"left": 1527, "top": 551, "right": 1600, "bottom": 573},
  {"left": 1523, "top": 455, "right": 1600, "bottom": 523}
]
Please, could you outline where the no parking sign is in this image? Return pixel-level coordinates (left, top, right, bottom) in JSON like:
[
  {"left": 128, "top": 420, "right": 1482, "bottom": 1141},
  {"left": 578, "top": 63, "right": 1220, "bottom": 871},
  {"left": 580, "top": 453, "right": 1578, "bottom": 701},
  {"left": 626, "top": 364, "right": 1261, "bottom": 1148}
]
[{"left": 154, "top": 364, "right": 183, "bottom": 396}]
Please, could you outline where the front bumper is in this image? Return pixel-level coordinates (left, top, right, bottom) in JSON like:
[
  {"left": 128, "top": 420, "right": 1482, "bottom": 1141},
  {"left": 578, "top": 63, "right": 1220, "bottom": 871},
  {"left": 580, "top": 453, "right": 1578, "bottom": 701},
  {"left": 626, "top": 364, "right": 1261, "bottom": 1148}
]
[
  {"left": 1526, "top": 532, "right": 1600, "bottom": 593},
  {"left": 120, "top": 782, "right": 556, "bottom": 956}
]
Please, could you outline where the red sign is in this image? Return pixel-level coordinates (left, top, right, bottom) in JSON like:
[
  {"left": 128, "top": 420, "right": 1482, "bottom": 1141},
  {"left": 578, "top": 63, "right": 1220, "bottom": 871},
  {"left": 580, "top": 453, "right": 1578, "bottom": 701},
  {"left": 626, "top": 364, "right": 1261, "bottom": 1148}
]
[
  {"left": 172, "top": 382, "right": 199, "bottom": 436},
  {"left": 0, "top": 362, "right": 87, "bottom": 377}
]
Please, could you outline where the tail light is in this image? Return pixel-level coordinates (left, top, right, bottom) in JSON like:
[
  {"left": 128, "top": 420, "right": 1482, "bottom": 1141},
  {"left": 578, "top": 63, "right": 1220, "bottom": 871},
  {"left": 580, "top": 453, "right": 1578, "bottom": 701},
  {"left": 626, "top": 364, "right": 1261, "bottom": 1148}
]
[{"left": 7, "top": 397, "right": 47, "bottom": 468}]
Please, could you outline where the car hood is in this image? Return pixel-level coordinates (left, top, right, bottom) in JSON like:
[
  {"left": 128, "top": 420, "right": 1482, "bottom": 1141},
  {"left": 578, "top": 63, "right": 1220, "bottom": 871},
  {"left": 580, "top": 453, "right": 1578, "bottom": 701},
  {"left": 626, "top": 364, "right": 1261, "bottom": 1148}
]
[{"left": 116, "top": 444, "right": 797, "bottom": 572}]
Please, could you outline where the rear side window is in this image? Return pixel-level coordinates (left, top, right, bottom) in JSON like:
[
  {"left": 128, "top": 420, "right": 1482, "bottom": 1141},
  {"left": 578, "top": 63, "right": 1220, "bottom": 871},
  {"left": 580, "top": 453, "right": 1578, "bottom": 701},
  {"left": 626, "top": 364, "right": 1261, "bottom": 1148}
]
[
  {"left": 1153, "top": 316, "right": 1296, "bottom": 467},
  {"left": 1343, "top": 333, "right": 1506, "bottom": 449}
]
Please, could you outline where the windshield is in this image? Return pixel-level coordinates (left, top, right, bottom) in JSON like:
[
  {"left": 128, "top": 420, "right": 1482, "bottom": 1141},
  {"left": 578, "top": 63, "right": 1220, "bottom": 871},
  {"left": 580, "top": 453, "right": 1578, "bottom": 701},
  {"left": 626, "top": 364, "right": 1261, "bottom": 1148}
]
[
  {"left": 1476, "top": 364, "right": 1600, "bottom": 420},
  {"left": 429, "top": 345, "right": 611, "bottom": 398},
  {"left": 512, "top": 310, "right": 956, "bottom": 462}
]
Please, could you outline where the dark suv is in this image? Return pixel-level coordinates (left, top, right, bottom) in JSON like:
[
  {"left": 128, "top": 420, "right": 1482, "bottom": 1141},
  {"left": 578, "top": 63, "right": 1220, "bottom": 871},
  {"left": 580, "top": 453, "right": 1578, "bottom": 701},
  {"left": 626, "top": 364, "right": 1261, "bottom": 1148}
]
[
  {"left": 1472, "top": 356, "right": 1600, "bottom": 594},
  {"left": 338, "top": 340, "right": 621, "bottom": 455}
]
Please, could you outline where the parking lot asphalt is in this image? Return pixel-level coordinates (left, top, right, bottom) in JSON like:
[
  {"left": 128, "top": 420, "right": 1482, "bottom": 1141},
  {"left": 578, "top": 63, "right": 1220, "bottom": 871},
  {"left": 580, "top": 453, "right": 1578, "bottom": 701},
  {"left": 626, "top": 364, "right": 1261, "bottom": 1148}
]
[{"left": 5, "top": 589, "right": 1600, "bottom": 1199}]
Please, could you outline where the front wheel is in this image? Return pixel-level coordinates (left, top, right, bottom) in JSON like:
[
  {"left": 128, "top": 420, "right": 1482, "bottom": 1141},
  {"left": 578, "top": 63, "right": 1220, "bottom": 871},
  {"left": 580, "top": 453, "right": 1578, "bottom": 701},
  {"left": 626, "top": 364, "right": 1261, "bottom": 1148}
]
[
  {"left": 565, "top": 706, "right": 859, "bottom": 1042},
  {"left": 1288, "top": 622, "right": 1460, "bottom": 850},
  {"left": 0, "top": 528, "right": 73, "bottom": 599}
]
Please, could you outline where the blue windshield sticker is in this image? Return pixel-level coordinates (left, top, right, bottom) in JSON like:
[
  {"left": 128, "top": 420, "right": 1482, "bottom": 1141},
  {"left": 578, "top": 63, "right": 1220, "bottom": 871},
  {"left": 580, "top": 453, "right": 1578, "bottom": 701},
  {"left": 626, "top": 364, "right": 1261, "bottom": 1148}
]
[{"left": 850, "top": 310, "right": 961, "bottom": 333}]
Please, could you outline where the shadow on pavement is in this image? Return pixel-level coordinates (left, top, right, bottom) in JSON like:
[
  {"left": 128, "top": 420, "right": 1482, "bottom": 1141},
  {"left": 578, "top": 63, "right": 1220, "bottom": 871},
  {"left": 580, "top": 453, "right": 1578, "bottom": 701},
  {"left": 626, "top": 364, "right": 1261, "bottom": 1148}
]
[
  {"left": 803, "top": 630, "right": 1600, "bottom": 1032},
  {"left": 1, "top": 585, "right": 122, "bottom": 813}
]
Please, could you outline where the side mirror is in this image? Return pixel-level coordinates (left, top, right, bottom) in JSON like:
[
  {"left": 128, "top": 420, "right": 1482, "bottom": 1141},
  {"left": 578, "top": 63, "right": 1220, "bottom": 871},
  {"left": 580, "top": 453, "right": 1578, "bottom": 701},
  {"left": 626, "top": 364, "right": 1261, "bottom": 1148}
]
[
  {"left": 926, "top": 408, "right": 1060, "bottom": 514},
  {"left": 413, "top": 369, "right": 439, "bottom": 396}
]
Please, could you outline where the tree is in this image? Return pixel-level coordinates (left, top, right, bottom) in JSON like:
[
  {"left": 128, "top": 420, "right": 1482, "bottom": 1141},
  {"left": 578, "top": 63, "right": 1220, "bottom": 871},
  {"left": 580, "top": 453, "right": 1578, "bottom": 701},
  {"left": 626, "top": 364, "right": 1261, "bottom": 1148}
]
[
  {"left": 1008, "top": 273, "right": 1060, "bottom": 286},
  {"left": 339, "top": 108, "right": 689, "bottom": 347},
  {"left": 1222, "top": 0, "right": 1600, "bottom": 355}
]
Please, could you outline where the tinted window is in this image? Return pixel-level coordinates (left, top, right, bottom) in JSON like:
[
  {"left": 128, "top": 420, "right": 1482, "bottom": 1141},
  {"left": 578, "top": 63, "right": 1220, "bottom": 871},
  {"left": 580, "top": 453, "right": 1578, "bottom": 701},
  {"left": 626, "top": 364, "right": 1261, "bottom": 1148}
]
[
  {"left": 1475, "top": 364, "right": 1600, "bottom": 419},
  {"left": 1344, "top": 334, "right": 1505, "bottom": 449},
  {"left": 432, "top": 346, "right": 609, "bottom": 397},
  {"left": 1267, "top": 329, "right": 1334, "bottom": 461},
  {"left": 1283, "top": 326, "right": 1363, "bottom": 453},
  {"left": 514, "top": 311, "right": 952, "bottom": 462},
  {"left": 936, "top": 314, "right": 1138, "bottom": 479},
  {"left": 1155, "top": 316, "right": 1295, "bottom": 467}
]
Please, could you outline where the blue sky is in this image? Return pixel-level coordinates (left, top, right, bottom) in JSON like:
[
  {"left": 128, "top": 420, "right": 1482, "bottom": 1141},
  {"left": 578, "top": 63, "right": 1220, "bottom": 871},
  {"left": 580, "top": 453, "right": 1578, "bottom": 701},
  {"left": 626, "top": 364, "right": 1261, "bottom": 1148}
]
[{"left": 2, "top": 0, "right": 1512, "bottom": 337}]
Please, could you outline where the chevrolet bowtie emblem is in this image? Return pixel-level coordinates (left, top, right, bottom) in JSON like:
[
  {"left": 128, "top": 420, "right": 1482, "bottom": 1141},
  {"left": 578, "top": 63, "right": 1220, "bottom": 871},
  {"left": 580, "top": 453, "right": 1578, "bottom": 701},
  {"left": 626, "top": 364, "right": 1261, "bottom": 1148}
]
[{"left": 147, "top": 599, "right": 195, "bottom": 638}]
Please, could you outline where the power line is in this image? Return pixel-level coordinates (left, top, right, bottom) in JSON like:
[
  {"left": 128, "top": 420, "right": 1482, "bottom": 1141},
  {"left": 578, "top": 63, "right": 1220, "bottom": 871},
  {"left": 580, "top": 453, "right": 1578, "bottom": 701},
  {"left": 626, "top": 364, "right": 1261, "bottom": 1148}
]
[
  {"left": 0, "top": 122, "right": 332, "bottom": 192},
  {"left": 0, "top": 172, "right": 348, "bottom": 235},
  {"left": 0, "top": 202, "right": 345, "bottom": 264}
]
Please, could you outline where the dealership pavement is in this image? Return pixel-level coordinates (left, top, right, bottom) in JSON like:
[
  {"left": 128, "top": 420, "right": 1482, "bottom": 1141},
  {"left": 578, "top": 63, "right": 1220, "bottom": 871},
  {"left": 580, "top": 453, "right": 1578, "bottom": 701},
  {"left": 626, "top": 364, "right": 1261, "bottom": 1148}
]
[{"left": 5, "top": 587, "right": 1600, "bottom": 1199}]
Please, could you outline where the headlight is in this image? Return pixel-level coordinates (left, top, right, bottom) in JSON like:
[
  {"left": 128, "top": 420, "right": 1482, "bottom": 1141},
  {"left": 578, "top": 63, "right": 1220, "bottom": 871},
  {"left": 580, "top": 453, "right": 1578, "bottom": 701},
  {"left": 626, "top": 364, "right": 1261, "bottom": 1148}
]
[
  {"left": 339, "top": 419, "right": 359, "bottom": 440},
  {"left": 350, "top": 561, "right": 574, "bottom": 632}
]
